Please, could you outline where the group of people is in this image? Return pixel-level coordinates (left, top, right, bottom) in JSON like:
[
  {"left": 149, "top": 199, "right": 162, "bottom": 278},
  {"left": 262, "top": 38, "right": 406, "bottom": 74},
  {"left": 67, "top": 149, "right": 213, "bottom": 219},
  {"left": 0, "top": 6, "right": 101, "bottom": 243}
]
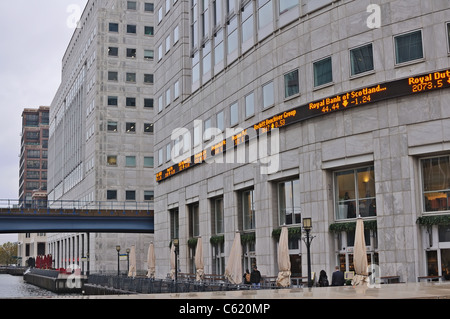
[
  {"left": 242, "top": 265, "right": 345, "bottom": 288},
  {"left": 243, "top": 266, "right": 262, "bottom": 288},
  {"left": 318, "top": 266, "right": 346, "bottom": 287}
]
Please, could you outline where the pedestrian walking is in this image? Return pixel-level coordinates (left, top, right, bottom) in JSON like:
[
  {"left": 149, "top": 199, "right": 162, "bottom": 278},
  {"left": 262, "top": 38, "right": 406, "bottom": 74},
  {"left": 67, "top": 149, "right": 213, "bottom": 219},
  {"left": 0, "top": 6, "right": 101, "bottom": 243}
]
[
  {"left": 331, "top": 266, "right": 345, "bottom": 286},
  {"left": 250, "top": 266, "right": 261, "bottom": 289}
]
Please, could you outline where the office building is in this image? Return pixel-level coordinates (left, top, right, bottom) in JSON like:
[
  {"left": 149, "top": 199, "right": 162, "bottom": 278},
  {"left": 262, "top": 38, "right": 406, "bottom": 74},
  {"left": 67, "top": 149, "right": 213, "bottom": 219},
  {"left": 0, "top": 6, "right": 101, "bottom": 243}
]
[
  {"left": 47, "top": 0, "right": 156, "bottom": 274},
  {"left": 153, "top": 0, "right": 450, "bottom": 282}
]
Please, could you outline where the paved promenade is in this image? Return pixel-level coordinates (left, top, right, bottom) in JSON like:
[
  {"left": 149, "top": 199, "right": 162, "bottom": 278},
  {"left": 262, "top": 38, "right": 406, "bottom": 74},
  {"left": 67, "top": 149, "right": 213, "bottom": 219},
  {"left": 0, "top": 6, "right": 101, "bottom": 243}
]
[{"left": 80, "top": 281, "right": 450, "bottom": 299}]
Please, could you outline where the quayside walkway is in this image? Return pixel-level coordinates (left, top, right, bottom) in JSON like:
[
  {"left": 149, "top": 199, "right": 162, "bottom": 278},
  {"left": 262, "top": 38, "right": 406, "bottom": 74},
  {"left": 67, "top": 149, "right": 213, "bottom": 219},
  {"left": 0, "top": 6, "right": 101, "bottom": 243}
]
[{"left": 83, "top": 281, "right": 450, "bottom": 299}]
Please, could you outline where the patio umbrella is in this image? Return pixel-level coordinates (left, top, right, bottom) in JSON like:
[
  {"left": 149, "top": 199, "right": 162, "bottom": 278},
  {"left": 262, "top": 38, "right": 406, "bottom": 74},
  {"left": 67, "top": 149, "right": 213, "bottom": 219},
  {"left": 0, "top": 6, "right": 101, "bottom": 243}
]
[
  {"left": 147, "top": 242, "right": 156, "bottom": 279},
  {"left": 224, "top": 231, "right": 242, "bottom": 284},
  {"left": 128, "top": 245, "right": 136, "bottom": 278},
  {"left": 352, "top": 216, "right": 368, "bottom": 286},
  {"left": 276, "top": 226, "right": 291, "bottom": 287},
  {"left": 170, "top": 241, "right": 176, "bottom": 280},
  {"left": 195, "top": 237, "right": 204, "bottom": 281}
]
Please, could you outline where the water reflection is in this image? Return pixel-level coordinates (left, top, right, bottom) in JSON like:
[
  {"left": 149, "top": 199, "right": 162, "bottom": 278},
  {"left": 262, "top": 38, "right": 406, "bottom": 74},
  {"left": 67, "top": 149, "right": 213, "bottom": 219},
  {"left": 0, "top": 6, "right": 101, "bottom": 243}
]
[{"left": 0, "top": 274, "right": 61, "bottom": 298}]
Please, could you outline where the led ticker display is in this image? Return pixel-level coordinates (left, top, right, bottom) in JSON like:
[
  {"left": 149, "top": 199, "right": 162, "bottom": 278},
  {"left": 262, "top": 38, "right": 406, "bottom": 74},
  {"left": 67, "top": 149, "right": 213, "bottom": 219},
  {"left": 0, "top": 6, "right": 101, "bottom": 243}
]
[{"left": 157, "top": 69, "right": 450, "bottom": 182}]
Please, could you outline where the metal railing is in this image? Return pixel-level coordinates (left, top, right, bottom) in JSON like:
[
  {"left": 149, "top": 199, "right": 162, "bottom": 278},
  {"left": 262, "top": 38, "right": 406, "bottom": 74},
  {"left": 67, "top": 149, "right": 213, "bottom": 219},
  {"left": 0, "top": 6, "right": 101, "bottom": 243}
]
[{"left": 0, "top": 199, "right": 154, "bottom": 212}]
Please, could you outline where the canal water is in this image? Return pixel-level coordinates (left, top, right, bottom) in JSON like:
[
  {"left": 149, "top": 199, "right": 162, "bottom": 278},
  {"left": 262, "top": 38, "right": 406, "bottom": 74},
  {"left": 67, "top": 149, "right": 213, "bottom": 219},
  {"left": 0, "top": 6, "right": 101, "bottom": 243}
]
[{"left": 0, "top": 274, "right": 79, "bottom": 298}]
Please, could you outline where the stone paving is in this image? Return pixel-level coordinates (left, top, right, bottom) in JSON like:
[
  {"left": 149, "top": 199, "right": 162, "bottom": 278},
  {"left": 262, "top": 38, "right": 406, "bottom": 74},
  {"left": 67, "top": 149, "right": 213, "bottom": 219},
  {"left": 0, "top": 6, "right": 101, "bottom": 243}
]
[{"left": 80, "top": 282, "right": 450, "bottom": 299}]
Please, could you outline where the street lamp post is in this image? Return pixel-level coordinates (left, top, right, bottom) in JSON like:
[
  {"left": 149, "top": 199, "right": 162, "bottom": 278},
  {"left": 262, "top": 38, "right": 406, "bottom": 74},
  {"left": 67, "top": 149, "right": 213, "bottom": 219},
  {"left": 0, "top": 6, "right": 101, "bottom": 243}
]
[
  {"left": 302, "top": 218, "right": 315, "bottom": 288},
  {"left": 173, "top": 239, "right": 179, "bottom": 282},
  {"left": 116, "top": 245, "right": 121, "bottom": 276}
]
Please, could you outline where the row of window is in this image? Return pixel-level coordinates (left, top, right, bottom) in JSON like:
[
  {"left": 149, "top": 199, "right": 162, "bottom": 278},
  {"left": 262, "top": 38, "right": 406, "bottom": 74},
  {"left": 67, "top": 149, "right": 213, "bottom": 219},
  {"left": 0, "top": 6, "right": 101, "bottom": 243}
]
[
  {"left": 126, "top": 1, "right": 154, "bottom": 12},
  {"left": 26, "top": 150, "right": 48, "bottom": 159},
  {"left": 107, "top": 71, "right": 154, "bottom": 84},
  {"left": 106, "top": 155, "right": 154, "bottom": 168},
  {"left": 106, "top": 96, "right": 154, "bottom": 108},
  {"left": 107, "top": 189, "right": 154, "bottom": 201},
  {"left": 107, "top": 121, "right": 154, "bottom": 134},
  {"left": 108, "top": 22, "right": 154, "bottom": 36},
  {"left": 108, "top": 47, "right": 154, "bottom": 60}
]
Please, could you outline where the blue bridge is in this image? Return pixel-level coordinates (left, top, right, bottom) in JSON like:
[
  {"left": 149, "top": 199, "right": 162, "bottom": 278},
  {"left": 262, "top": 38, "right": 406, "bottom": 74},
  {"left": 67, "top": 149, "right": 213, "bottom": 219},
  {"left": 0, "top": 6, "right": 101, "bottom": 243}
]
[{"left": 0, "top": 199, "right": 154, "bottom": 233}]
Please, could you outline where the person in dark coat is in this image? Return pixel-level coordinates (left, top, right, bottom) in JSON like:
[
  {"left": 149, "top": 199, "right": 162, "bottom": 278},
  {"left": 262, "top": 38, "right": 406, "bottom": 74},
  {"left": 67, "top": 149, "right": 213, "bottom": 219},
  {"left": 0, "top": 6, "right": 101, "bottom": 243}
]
[
  {"left": 250, "top": 266, "right": 261, "bottom": 289},
  {"left": 331, "top": 266, "right": 345, "bottom": 286},
  {"left": 318, "top": 270, "right": 329, "bottom": 287}
]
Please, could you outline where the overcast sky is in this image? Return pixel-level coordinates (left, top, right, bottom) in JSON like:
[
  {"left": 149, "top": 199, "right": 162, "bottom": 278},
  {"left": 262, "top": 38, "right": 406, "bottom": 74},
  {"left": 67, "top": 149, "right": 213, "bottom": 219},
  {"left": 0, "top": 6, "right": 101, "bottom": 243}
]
[{"left": 0, "top": 1, "right": 88, "bottom": 244}]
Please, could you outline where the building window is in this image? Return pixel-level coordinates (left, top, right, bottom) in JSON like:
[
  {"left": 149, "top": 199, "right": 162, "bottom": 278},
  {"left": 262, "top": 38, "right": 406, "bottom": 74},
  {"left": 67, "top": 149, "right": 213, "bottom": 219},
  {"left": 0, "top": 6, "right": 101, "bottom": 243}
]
[
  {"left": 107, "top": 156, "right": 117, "bottom": 166},
  {"left": 284, "top": 69, "right": 299, "bottom": 98},
  {"left": 126, "top": 48, "right": 137, "bottom": 58},
  {"left": 145, "top": 3, "right": 154, "bottom": 12},
  {"left": 313, "top": 56, "right": 333, "bottom": 87},
  {"left": 241, "top": 1, "right": 254, "bottom": 44},
  {"left": 107, "top": 121, "right": 118, "bottom": 132},
  {"left": 144, "top": 49, "right": 154, "bottom": 60},
  {"left": 216, "top": 110, "right": 224, "bottom": 132},
  {"left": 126, "top": 73, "right": 136, "bottom": 83},
  {"left": 126, "top": 190, "right": 136, "bottom": 201},
  {"left": 258, "top": 0, "right": 273, "bottom": 29},
  {"left": 227, "top": 16, "right": 238, "bottom": 55},
  {"left": 107, "top": 190, "right": 117, "bottom": 200},
  {"left": 127, "top": 1, "right": 137, "bottom": 10},
  {"left": 174, "top": 25, "right": 180, "bottom": 44},
  {"left": 242, "top": 189, "right": 255, "bottom": 230},
  {"left": 108, "top": 96, "right": 118, "bottom": 106},
  {"left": 125, "top": 156, "right": 136, "bottom": 167},
  {"left": 127, "top": 24, "right": 137, "bottom": 34},
  {"left": 212, "top": 197, "right": 224, "bottom": 234},
  {"left": 350, "top": 43, "right": 374, "bottom": 76},
  {"left": 144, "top": 157, "right": 154, "bottom": 168},
  {"left": 170, "top": 208, "right": 179, "bottom": 239},
  {"left": 394, "top": 30, "right": 423, "bottom": 64},
  {"left": 108, "top": 72, "right": 118, "bottom": 81},
  {"left": 108, "top": 47, "right": 119, "bottom": 57},
  {"left": 144, "top": 123, "right": 154, "bottom": 133},
  {"left": 109, "top": 23, "right": 119, "bottom": 32},
  {"left": 126, "top": 122, "right": 136, "bottom": 133},
  {"left": 421, "top": 156, "right": 450, "bottom": 212},
  {"left": 230, "top": 102, "right": 238, "bottom": 126},
  {"left": 144, "top": 98, "right": 154, "bottom": 108},
  {"left": 145, "top": 26, "right": 154, "bottom": 36},
  {"left": 189, "top": 203, "right": 200, "bottom": 238},
  {"left": 278, "top": 179, "right": 301, "bottom": 225},
  {"left": 245, "top": 92, "right": 255, "bottom": 118},
  {"left": 280, "top": 0, "right": 298, "bottom": 13},
  {"left": 335, "top": 166, "right": 376, "bottom": 220},
  {"left": 447, "top": 23, "right": 450, "bottom": 53},
  {"left": 126, "top": 97, "right": 136, "bottom": 107},
  {"left": 144, "top": 74, "right": 154, "bottom": 84},
  {"left": 144, "top": 191, "right": 154, "bottom": 201},
  {"left": 262, "top": 81, "right": 274, "bottom": 109}
]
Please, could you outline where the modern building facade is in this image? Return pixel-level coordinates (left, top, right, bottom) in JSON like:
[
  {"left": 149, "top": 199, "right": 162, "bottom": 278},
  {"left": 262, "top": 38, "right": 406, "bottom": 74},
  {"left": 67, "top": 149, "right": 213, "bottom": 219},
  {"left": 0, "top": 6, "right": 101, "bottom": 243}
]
[
  {"left": 47, "top": 0, "right": 156, "bottom": 274},
  {"left": 153, "top": 0, "right": 450, "bottom": 283},
  {"left": 18, "top": 106, "right": 50, "bottom": 266}
]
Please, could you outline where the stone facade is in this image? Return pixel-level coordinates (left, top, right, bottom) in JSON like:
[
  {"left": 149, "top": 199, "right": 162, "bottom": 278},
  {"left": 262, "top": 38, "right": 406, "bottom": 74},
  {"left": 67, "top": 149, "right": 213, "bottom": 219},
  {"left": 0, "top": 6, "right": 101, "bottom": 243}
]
[
  {"left": 46, "top": 0, "right": 155, "bottom": 274},
  {"left": 153, "top": 0, "right": 450, "bottom": 282}
]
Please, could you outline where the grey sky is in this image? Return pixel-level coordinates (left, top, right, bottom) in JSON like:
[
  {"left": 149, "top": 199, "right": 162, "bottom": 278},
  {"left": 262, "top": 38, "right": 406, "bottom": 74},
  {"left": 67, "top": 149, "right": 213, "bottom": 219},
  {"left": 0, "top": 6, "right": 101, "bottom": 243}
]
[{"left": 0, "top": 1, "right": 88, "bottom": 244}]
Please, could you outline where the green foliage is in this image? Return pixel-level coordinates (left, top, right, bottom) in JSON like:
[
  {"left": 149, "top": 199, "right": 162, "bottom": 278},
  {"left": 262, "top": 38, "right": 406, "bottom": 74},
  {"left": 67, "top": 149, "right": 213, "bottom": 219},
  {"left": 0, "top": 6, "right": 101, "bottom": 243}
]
[
  {"left": 187, "top": 237, "right": 198, "bottom": 248},
  {"left": 240, "top": 232, "right": 256, "bottom": 245},
  {"left": 328, "top": 220, "right": 377, "bottom": 233},
  {"left": 0, "top": 242, "right": 18, "bottom": 266},
  {"left": 416, "top": 215, "right": 450, "bottom": 226},
  {"left": 272, "top": 227, "right": 302, "bottom": 241},
  {"left": 209, "top": 235, "right": 225, "bottom": 245}
]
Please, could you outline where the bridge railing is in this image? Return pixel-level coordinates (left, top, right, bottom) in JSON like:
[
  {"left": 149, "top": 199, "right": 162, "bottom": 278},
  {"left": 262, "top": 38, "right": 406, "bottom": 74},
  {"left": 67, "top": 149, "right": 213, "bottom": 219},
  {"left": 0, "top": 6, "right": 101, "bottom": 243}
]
[{"left": 0, "top": 199, "right": 154, "bottom": 212}]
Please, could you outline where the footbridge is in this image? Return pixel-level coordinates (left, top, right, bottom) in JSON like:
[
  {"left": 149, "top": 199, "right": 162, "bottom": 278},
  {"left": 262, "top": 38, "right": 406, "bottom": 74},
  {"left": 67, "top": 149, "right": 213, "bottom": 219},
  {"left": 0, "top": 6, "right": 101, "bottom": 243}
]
[{"left": 0, "top": 199, "right": 154, "bottom": 233}]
